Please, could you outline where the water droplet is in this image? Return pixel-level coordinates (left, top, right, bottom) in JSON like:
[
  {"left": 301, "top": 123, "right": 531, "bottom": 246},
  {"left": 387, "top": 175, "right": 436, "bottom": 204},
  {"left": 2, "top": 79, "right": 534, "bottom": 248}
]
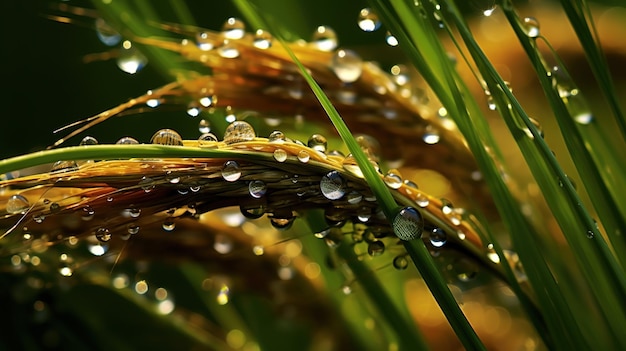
[
  {"left": 357, "top": 207, "right": 372, "bottom": 222},
  {"left": 586, "top": 230, "right": 594, "bottom": 239},
  {"left": 222, "top": 161, "right": 242, "bottom": 182},
  {"left": 240, "top": 204, "right": 265, "bottom": 219},
  {"left": 186, "top": 101, "right": 202, "bottom": 117},
  {"left": 151, "top": 129, "right": 183, "bottom": 146},
  {"left": 307, "top": 134, "right": 327, "bottom": 152},
  {"left": 95, "top": 227, "right": 111, "bottom": 242},
  {"left": 393, "top": 207, "right": 424, "bottom": 241},
  {"left": 162, "top": 218, "right": 176, "bottom": 231},
  {"left": 95, "top": 18, "right": 121, "bottom": 46},
  {"left": 574, "top": 112, "right": 594, "bottom": 125},
  {"left": 269, "top": 212, "right": 295, "bottom": 230},
  {"left": 198, "top": 133, "right": 219, "bottom": 146},
  {"left": 297, "top": 150, "right": 310, "bottom": 163},
  {"left": 127, "top": 223, "right": 140, "bottom": 235},
  {"left": 311, "top": 26, "right": 338, "bottom": 52},
  {"left": 331, "top": 49, "right": 363, "bottom": 83},
  {"left": 268, "top": 130, "right": 286, "bottom": 143},
  {"left": 385, "top": 31, "right": 398, "bottom": 46},
  {"left": 320, "top": 170, "right": 346, "bottom": 200},
  {"left": 7, "top": 195, "right": 30, "bottom": 214},
  {"left": 80, "top": 136, "right": 98, "bottom": 146},
  {"left": 196, "top": 31, "right": 214, "bottom": 51},
  {"left": 441, "top": 198, "right": 453, "bottom": 215},
  {"left": 357, "top": 8, "right": 381, "bottom": 32},
  {"left": 393, "top": 255, "right": 409, "bottom": 270},
  {"left": 216, "top": 284, "right": 230, "bottom": 305},
  {"left": 253, "top": 245, "right": 264, "bottom": 255},
  {"left": 253, "top": 29, "right": 272, "bottom": 49},
  {"left": 273, "top": 149, "right": 288, "bottom": 162},
  {"left": 367, "top": 240, "right": 385, "bottom": 256},
  {"left": 383, "top": 170, "right": 403, "bottom": 189},
  {"left": 315, "top": 228, "right": 331, "bottom": 239},
  {"left": 199, "top": 119, "right": 211, "bottom": 133},
  {"left": 214, "top": 234, "right": 233, "bottom": 254},
  {"left": 223, "top": 121, "right": 255, "bottom": 144},
  {"left": 49, "top": 202, "right": 60, "bottom": 213},
  {"left": 429, "top": 227, "right": 447, "bottom": 247},
  {"left": 347, "top": 191, "right": 363, "bottom": 204},
  {"left": 522, "top": 17, "right": 540, "bottom": 38},
  {"left": 221, "top": 17, "right": 245, "bottom": 40},
  {"left": 116, "top": 40, "right": 147, "bottom": 74},
  {"left": 248, "top": 180, "right": 267, "bottom": 198},
  {"left": 81, "top": 205, "right": 95, "bottom": 220},
  {"left": 116, "top": 137, "right": 139, "bottom": 144},
  {"left": 139, "top": 176, "right": 156, "bottom": 192},
  {"left": 486, "top": 95, "right": 497, "bottom": 111},
  {"left": 218, "top": 40, "right": 240, "bottom": 58},
  {"left": 483, "top": 5, "right": 496, "bottom": 16},
  {"left": 415, "top": 193, "right": 430, "bottom": 207},
  {"left": 199, "top": 95, "right": 216, "bottom": 108},
  {"left": 51, "top": 160, "right": 79, "bottom": 173},
  {"left": 390, "top": 64, "right": 410, "bottom": 86},
  {"left": 127, "top": 207, "right": 141, "bottom": 218}
]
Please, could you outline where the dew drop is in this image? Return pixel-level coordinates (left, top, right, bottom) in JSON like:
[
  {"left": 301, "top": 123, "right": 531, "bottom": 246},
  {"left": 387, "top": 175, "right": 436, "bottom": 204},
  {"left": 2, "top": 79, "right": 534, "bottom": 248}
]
[
  {"left": 487, "top": 95, "right": 497, "bottom": 111},
  {"left": 320, "top": 170, "right": 346, "bottom": 200},
  {"left": 127, "top": 223, "right": 140, "bottom": 235},
  {"left": 357, "top": 8, "right": 381, "bottom": 32},
  {"left": 198, "top": 119, "right": 211, "bottom": 133},
  {"left": 95, "top": 227, "right": 111, "bottom": 242},
  {"left": 218, "top": 40, "right": 240, "bottom": 58},
  {"left": 49, "top": 202, "right": 60, "bottom": 213},
  {"left": 429, "top": 227, "right": 447, "bottom": 247},
  {"left": 79, "top": 136, "right": 98, "bottom": 146},
  {"left": 186, "top": 101, "right": 202, "bottom": 117},
  {"left": 7, "top": 195, "right": 30, "bottom": 214},
  {"left": 297, "top": 150, "right": 310, "bottom": 163},
  {"left": 240, "top": 204, "right": 265, "bottom": 219},
  {"left": 139, "top": 176, "right": 156, "bottom": 192},
  {"left": 393, "top": 207, "right": 424, "bottom": 241},
  {"left": 214, "top": 234, "right": 233, "bottom": 254},
  {"left": 367, "top": 240, "right": 385, "bottom": 256},
  {"left": 128, "top": 207, "right": 141, "bottom": 218},
  {"left": 393, "top": 255, "right": 409, "bottom": 270},
  {"left": 574, "top": 112, "right": 594, "bottom": 125},
  {"left": 51, "top": 160, "right": 79, "bottom": 173},
  {"left": 198, "top": 133, "right": 219, "bottom": 146},
  {"left": 268, "top": 130, "right": 286, "bottom": 143},
  {"left": 331, "top": 49, "right": 363, "bottom": 83},
  {"left": 390, "top": 64, "right": 410, "bottom": 86},
  {"left": 248, "top": 180, "right": 267, "bottom": 198},
  {"left": 150, "top": 129, "right": 183, "bottom": 146},
  {"left": 522, "top": 17, "right": 540, "bottom": 38},
  {"left": 586, "top": 230, "right": 594, "bottom": 239},
  {"left": 385, "top": 31, "right": 398, "bottom": 46},
  {"left": 162, "top": 218, "right": 176, "bottom": 231},
  {"left": 315, "top": 228, "right": 331, "bottom": 239},
  {"left": 221, "top": 17, "right": 245, "bottom": 40},
  {"left": 116, "top": 40, "right": 147, "bottom": 74},
  {"left": 116, "top": 136, "right": 139, "bottom": 144},
  {"left": 223, "top": 121, "right": 256, "bottom": 144},
  {"left": 307, "top": 134, "right": 327, "bottom": 153},
  {"left": 383, "top": 170, "right": 403, "bottom": 189},
  {"left": 273, "top": 149, "right": 288, "bottom": 162},
  {"left": 222, "top": 161, "right": 242, "bottom": 182},
  {"left": 269, "top": 213, "right": 295, "bottom": 230},
  {"left": 199, "top": 95, "right": 216, "bottom": 108},
  {"left": 196, "top": 31, "right": 214, "bottom": 51},
  {"left": 311, "top": 26, "right": 338, "bottom": 52},
  {"left": 95, "top": 18, "right": 121, "bottom": 46},
  {"left": 347, "top": 191, "right": 363, "bottom": 204},
  {"left": 253, "top": 29, "right": 272, "bottom": 49},
  {"left": 81, "top": 205, "right": 95, "bottom": 221}
]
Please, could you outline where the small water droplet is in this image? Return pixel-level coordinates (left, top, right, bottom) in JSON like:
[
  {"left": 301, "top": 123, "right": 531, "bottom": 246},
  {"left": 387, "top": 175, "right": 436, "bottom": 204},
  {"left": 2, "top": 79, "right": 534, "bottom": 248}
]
[
  {"left": 116, "top": 40, "right": 147, "bottom": 74},
  {"left": 198, "top": 119, "right": 211, "bottom": 133},
  {"left": 7, "top": 195, "right": 30, "bottom": 214},
  {"left": 415, "top": 193, "right": 430, "bottom": 207},
  {"left": 80, "top": 136, "right": 98, "bottom": 146},
  {"left": 248, "top": 180, "right": 267, "bottom": 198},
  {"left": 95, "top": 18, "right": 121, "bottom": 46},
  {"left": 297, "top": 150, "right": 310, "bottom": 163},
  {"left": 269, "top": 212, "right": 295, "bottom": 230},
  {"left": 574, "top": 112, "right": 594, "bottom": 125},
  {"left": 383, "top": 170, "right": 403, "bottom": 189},
  {"left": 223, "top": 121, "right": 255, "bottom": 144},
  {"left": 151, "top": 129, "right": 183, "bottom": 146},
  {"left": 196, "top": 31, "right": 214, "bottom": 51},
  {"left": 162, "top": 218, "right": 176, "bottom": 231},
  {"left": 586, "top": 230, "right": 594, "bottom": 239},
  {"left": 429, "top": 227, "right": 447, "bottom": 247},
  {"left": 331, "top": 49, "right": 363, "bottom": 83},
  {"left": 198, "top": 133, "right": 219, "bottom": 146},
  {"left": 51, "top": 160, "right": 79, "bottom": 173},
  {"left": 320, "top": 170, "right": 346, "bottom": 200},
  {"left": 49, "top": 202, "right": 60, "bottom": 213},
  {"left": 315, "top": 228, "right": 331, "bottom": 239},
  {"left": 199, "top": 95, "right": 215, "bottom": 108},
  {"left": 81, "top": 205, "right": 95, "bottom": 221},
  {"left": 127, "top": 223, "right": 140, "bottom": 235},
  {"left": 253, "top": 29, "right": 272, "bottom": 49},
  {"left": 487, "top": 95, "right": 497, "bottom": 111},
  {"left": 139, "top": 176, "right": 155, "bottom": 192},
  {"left": 240, "top": 204, "right": 265, "bottom": 219},
  {"left": 347, "top": 191, "right": 363, "bottom": 204},
  {"left": 311, "top": 26, "right": 338, "bottom": 52},
  {"left": 116, "top": 136, "right": 139, "bottom": 144},
  {"left": 367, "top": 240, "right": 385, "bottom": 256},
  {"left": 522, "top": 17, "right": 540, "bottom": 38},
  {"left": 385, "top": 31, "right": 398, "bottom": 46},
  {"left": 128, "top": 207, "right": 141, "bottom": 218},
  {"left": 222, "top": 161, "right": 242, "bottom": 182},
  {"left": 393, "top": 207, "right": 424, "bottom": 241},
  {"left": 273, "top": 149, "right": 288, "bottom": 162},
  {"left": 214, "top": 234, "right": 233, "bottom": 254},
  {"left": 307, "top": 134, "right": 327, "bottom": 153},
  {"left": 269, "top": 130, "right": 286, "bottom": 143},
  {"left": 95, "top": 227, "right": 111, "bottom": 242},
  {"left": 221, "top": 17, "right": 245, "bottom": 40},
  {"left": 390, "top": 64, "right": 410, "bottom": 85},
  {"left": 218, "top": 40, "right": 240, "bottom": 58},
  {"left": 357, "top": 8, "right": 381, "bottom": 32},
  {"left": 441, "top": 198, "right": 453, "bottom": 215},
  {"left": 393, "top": 255, "right": 409, "bottom": 270},
  {"left": 186, "top": 101, "right": 202, "bottom": 117}
]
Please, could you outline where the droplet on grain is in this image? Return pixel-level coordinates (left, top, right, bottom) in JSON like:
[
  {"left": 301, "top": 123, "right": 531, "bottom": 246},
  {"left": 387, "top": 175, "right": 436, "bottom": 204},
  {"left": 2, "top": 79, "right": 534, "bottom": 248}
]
[
  {"left": 198, "top": 119, "right": 211, "bottom": 133},
  {"left": 195, "top": 31, "right": 214, "bottom": 51},
  {"left": 248, "top": 180, "right": 267, "bottom": 198},
  {"left": 151, "top": 129, "right": 183, "bottom": 146},
  {"left": 320, "top": 171, "right": 346, "bottom": 200},
  {"left": 332, "top": 49, "right": 363, "bottom": 83},
  {"left": 357, "top": 8, "right": 381, "bottom": 32},
  {"left": 311, "top": 26, "right": 338, "bottom": 52},
  {"left": 384, "top": 170, "right": 403, "bottom": 189},
  {"left": 162, "top": 218, "right": 176, "bottom": 231},
  {"left": 522, "top": 17, "right": 540, "bottom": 38},
  {"left": 198, "top": 133, "right": 219, "bottom": 146},
  {"left": 268, "top": 130, "right": 286, "bottom": 143},
  {"left": 367, "top": 240, "right": 385, "bottom": 256},
  {"left": 273, "top": 149, "right": 288, "bottom": 162},
  {"left": 307, "top": 134, "right": 327, "bottom": 153},
  {"left": 393, "top": 207, "right": 424, "bottom": 241},
  {"left": 7, "top": 195, "right": 30, "bottom": 214},
  {"left": 116, "top": 40, "right": 147, "bottom": 74},
  {"left": 221, "top": 17, "right": 245, "bottom": 40},
  {"left": 297, "top": 150, "right": 310, "bottom": 163},
  {"left": 385, "top": 31, "right": 398, "bottom": 46},
  {"left": 116, "top": 137, "right": 139, "bottom": 144},
  {"left": 429, "top": 227, "right": 447, "bottom": 247},
  {"left": 95, "top": 227, "right": 111, "bottom": 242},
  {"left": 79, "top": 136, "right": 98, "bottom": 146},
  {"left": 393, "top": 255, "right": 409, "bottom": 270},
  {"left": 223, "top": 121, "right": 255, "bottom": 144},
  {"left": 95, "top": 18, "right": 121, "bottom": 46},
  {"left": 222, "top": 161, "right": 242, "bottom": 182},
  {"left": 253, "top": 29, "right": 272, "bottom": 49}
]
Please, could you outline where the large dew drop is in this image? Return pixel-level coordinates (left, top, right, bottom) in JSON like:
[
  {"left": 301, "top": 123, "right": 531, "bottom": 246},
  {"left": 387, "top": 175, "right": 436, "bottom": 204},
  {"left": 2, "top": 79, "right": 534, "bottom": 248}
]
[
  {"left": 393, "top": 207, "right": 424, "bottom": 241},
  {"left": 222, "top": 161, "right": 242, "bottom": 182},
  {"left": 320, "top": 171, "right": 346, "bottom": 200},
  {"left": 221, "top": 17, "right": 246, "bottom": 40},
  {"left": 116, "top": 41, "right": 147, "bottom": 74},
  {"left": 311, "top": 26, "right": 338, "bottom": 52},
  {"left": 357, "top": 8, "right": 381, "bottom": 32},
  {"left": 332, "top": 49, "right": 363, "bottom": 83},
  {"left": 151, "top": 129, "right": 183, "bottom": 146},
  {"left": 7, "top": 195, "right": 30, "bottom": 214},
  {"left": 223, "top": 121, "right": 256, "bottom": 144}
]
